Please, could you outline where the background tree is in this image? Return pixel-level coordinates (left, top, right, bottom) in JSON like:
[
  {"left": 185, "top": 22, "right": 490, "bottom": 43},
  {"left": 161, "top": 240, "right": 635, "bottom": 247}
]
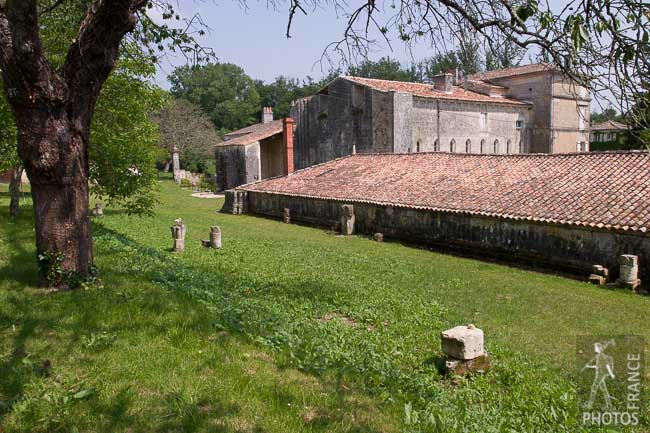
[
  {"left": 153, "top": 98, "right": 221, "bottom": 174},
  {"left": 346, "top": 56, "right": 415, "bottom": 81},
  {"left": 256, "top": 74, "right": 336, "bottom": 119},
  {"left": 591, "top": 106, "right": 620, "bottom": 124},
  {"left": 485, "top": 35, "right": 525, "bottom": 70},
  {"left": 299, "top": 0, "right": 649, "bottom": 124},
  {"left": 169, "top": 63, "right": 260, "bottom": 134},
  {"left": 0, "top": 0, "right": 204, "bottom": 286},
  {"left": 0, "top": 80, "right": 21, "bottom": 219}
]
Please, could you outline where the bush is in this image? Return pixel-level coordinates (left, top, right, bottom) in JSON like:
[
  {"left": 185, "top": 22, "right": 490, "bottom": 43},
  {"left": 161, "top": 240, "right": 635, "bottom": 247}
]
[
  {"left": 201, "top": 177, "right": 216, "bottom": 192},
  {"left": 179, "top": 178, "right": 191, "bottom": 188}
]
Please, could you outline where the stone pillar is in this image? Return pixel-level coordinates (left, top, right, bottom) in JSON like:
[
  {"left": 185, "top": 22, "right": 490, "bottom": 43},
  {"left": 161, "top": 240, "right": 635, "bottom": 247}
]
[
  {"left": 91, "top": 204, "right": 103, "bottom": 217},
  {"left": 172, "top": 145, "right": 181, "bottom": 184},
  {"left": 283, "top": 208, "right": 291, "bottom": 224},
  {"left": 170, "top": 218, "right": 186, "bottom": 252},
  {"left": 588, "top": 265, "right": 609, "bottom": 285},
  {"left": 210, "top": 226, "right": 222, "bottom": 249},
  {"left": 441, "top": 324, "right": 490, "bottom": 375},
  {"left": 341, "top": 204, "right": 355, "bottom": 235},
  {"left": 618, "top": 255, "right": 640, "bottom": 290}
]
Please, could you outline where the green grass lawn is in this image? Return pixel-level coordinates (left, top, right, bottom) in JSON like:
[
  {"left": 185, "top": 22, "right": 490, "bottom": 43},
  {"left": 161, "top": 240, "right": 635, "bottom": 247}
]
[{"left": 1, "top": 180, "right": 649, "bottom": 432}]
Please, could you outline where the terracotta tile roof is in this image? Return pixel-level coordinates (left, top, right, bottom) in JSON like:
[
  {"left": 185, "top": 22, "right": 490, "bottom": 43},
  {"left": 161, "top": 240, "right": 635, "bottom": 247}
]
[
  {"left": 341, "top": 76, "right": 530, "bottom": 106},
  {"left": 591, "top": 120, "right": 628, "bottom": 131},
  {"left": 219, "top": 120, "right": 283, "bottom": 146},
  {"left": 467, "top": 63, "right": 557, "bottom": 81},
  {"left": 241, "top": 151, "right": 650, "bottom": 233}
]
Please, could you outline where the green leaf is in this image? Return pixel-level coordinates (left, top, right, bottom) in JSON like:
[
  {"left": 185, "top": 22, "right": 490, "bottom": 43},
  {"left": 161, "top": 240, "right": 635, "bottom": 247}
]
[{"left": 72, "top": 388, "right": 94, "bottom": 400}]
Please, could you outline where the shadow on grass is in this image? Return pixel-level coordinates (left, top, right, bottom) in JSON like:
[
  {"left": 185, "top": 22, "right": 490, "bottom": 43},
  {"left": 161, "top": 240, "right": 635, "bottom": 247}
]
[{"left": 0, "top": 214, "right": 387, "bottom": 433}]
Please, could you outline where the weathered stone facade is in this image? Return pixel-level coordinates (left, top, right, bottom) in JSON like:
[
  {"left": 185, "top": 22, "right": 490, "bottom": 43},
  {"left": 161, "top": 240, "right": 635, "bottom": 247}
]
[
  {"left": 469, "top": 65, "right": 591, "bottom": 153},
  {"left": 290, "top": 75, "right": 533, "bottom": 169},
  {"left": 215, "top": 113, "right": 294, "bottom": 191}
]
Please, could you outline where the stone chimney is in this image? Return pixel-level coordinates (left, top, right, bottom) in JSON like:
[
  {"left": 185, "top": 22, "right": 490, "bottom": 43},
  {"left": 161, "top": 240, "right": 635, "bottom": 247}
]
[
  {"left": 262, "top": 106, "right": 273, "bottom": 124},
  {"left": 432, "top": 73, "right": 453, "bottom": 93},
  {"left": 283, "top": 118, "right": 294, "bottom": 175}
]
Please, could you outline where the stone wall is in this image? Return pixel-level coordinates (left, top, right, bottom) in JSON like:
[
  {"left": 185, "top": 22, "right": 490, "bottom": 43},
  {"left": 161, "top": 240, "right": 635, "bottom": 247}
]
[
  {"left": 260, "top": 135, "right": 285, "bottom": 179},
  {"left": 489, "top": 72, "right": 590, "bottom": 154},
  {"left": 410, "top": 98, "right": 530, "bottom": 154},
  {"left": 216, "top": 144, "right": 261, "bottom": 191},
  {"left": 291, "top": 78, "right": 532, "bottom": 164},
  {"left": 216, "top": 146, "right": 245, "bottom": 191},
  {"left": 291, "top": 79, "right": 379, "bottom": 170},
  {"left": 241, "top": 191, "right": 650, "bottom": 281}
]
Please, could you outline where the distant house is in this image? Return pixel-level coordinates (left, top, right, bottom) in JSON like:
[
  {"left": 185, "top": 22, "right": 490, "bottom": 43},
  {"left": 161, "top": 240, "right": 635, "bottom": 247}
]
[
  {"left": 215, "top": 107, "right": 294, "bottom": 191},
  {"left": 590, "top": 120, "right": 629, "bottom": 149}
]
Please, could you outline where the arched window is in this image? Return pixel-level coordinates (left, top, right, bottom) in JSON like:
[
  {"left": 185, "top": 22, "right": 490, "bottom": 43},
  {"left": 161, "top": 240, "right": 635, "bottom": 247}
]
[
  {"left": 465, "top": 139, "right": 471, "bottom": 153},
  {"left": 416, "top": 141, "right": 421, "bottom": 152},
  {"left": 434, "top": 139, "right": 439, "bottom": 152},
  {"left": 493, "top": 139, "right": 499, "bottom": 154},
  {"left": 506, "top": 139, "right": 512, "bottom": 154},
  {"left": 450, "top": 139, "right": 456, "bottom": 153},
  {"left": 480, "top": 139, "right": 485, "bottom": 154}
]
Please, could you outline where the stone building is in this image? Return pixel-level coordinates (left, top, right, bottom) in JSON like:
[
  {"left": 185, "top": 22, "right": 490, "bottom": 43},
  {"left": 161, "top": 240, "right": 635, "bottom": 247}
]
[
  {"left": 468, "top": 64, "right": 591, "bottom": 153},
  {"left": 290, "top": 64, "right": 591, "bottom": 170},
  {"left": 217, "top": 64, "right": 591, "bottom": 189},
  {"left": 215, "top": 107, "right": 294, "bottom": 191},
  {"left": 225, "top": 151, "right": 650, "bottom": 281},
  {"left": 590, "top": 120, "right": 628, "bottom": 145}
]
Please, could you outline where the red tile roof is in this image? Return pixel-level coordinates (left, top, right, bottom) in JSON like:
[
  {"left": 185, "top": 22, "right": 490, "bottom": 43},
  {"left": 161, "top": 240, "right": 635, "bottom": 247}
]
[
  {"left": 340, "top": 76, "right": 530, "bottom": 106},
  {"left": 219, "top": 120, "right": 283, "bottom": 146},
  {"left": 241, "top": 151, "right": 650, "bottom": 232},
  {"left": 467, "top": 63, "right": 557, "bottom": 81},
  {"left": 591, "top": 120, "right": 628, "bottom": 131}
]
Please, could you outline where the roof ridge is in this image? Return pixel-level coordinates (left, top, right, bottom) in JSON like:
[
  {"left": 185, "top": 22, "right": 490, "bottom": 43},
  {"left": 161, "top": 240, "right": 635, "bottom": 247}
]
[{"left": 350, "top": 150, "right": 650, "bottom": 158}]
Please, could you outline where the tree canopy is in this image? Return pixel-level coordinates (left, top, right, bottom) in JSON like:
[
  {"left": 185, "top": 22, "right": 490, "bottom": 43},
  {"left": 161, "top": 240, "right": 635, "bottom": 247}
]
[{"left": 168, "top": 63, "right": 261, "bottom": 134}]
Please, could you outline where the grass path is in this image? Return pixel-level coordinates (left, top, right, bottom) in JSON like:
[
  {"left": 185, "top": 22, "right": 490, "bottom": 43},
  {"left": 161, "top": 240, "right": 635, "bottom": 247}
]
[{"left": 1, "top": 180, "right": 649, "bottom": 432}]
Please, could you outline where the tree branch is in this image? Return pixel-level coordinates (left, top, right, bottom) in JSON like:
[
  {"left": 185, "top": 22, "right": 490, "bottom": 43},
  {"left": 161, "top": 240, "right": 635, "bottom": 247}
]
[{"left": 62, "top": 0, "right": 148, "bottom": 125}]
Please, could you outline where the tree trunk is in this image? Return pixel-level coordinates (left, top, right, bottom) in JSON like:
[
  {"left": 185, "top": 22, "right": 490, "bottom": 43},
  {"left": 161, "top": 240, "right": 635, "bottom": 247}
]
[
  {"left": 18, "top": 120, "right": 94, "bottom": 288},
  {"left": 30, "top": 176, "right": 92, "bottom": 287},
  {"left": 163, "top": 159, "right": 172, "bottom": 172},
  {"left": 8, "top": 166, "right": 22, "bottom": 219}
]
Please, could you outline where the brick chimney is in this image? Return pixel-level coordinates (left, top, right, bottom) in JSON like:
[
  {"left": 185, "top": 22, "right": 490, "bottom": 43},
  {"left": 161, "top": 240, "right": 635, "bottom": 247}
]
[
  {"left": 432, "top": 73, "right": 453, "bottom": 93},
  {"left": 283, "top": 118, "right": 294, "bottom": 175},
  {"left": 262, "top": 106, "right": 273, "bottom": 124}
]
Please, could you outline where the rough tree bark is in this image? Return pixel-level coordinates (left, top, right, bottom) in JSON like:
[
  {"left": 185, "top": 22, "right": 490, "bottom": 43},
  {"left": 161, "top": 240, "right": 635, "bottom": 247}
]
[
  {"left": 8, "top": 165, "right": 22, "bottom": 219},
  {"left": 0, "top": 0, "right": 147, "bottom": 286}
]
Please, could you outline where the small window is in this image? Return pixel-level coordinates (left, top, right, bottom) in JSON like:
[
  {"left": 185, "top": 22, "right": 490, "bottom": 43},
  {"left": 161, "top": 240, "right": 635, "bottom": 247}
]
[
  {"left": 506, "top": 139, "right": 512, "bottom": 154},
  {"left": 480, "top": 139, "right": 485, "bottom": 154},
  {"left": 416, "top": 141, "right": 420, "bottom": 152},
  {"left": 480, "top": 112, "right": 488, "bottom": 132},
  {"left": 465, "top": 139, "right": 471, "bottom": 153},
  {"left": 578, "top": 141, "right": 587, "bottom": 152},
  {"left": 450, "top": 139, "right": 456, "bottom": 153},
  {"left": 493, "top": 139, "right": 499, "bottom": 154},
  {"left": 518, "top": 140, "right": 523, "bottom": 153},
  {"left": 516, "top": 120, "right": 525, "bottom": 129},
  {"left": 434, "top": 139, "right": 439, "bottom": 152}
]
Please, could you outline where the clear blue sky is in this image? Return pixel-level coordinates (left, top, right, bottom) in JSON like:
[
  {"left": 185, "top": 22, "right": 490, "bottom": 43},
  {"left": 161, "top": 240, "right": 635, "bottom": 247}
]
[
  {"left": 152, "top": 1, "right": 530, "bottom": 87},
  {"left": 153, "top": 0, "right": 607, "bottom": 110}
]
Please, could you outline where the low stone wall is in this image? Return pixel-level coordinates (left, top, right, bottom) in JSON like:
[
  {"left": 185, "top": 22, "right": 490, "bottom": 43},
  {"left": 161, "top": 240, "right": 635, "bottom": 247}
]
[
  {"left": 237, "top": 191, "right": 650, "bottom": 281},
  {"left": 174, "top": 169, "right": 201, "bottom": 186}
]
